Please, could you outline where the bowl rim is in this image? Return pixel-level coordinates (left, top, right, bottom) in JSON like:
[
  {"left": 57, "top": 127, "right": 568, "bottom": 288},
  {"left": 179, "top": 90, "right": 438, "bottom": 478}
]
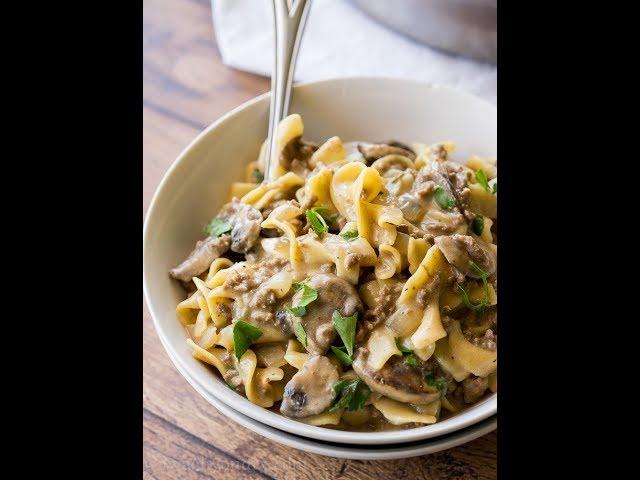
[{"left": 143, "top": 76, "right": 497, "bottom": 445}]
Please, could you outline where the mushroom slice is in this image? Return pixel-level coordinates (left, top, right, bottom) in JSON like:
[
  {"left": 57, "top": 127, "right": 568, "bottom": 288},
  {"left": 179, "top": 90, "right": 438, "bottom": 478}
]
[
  {"left": 358, "top": 142, "right": 416, "bottom": 164},
  {"left": 434, "top": 234, "right": 496, "bottom": 278},
  {"left": 280, "top": 355, "right": 339, "bottom": 418},
  {"left": 279, "top": 137, "right": 319, "bottom": 177},
  {"left": 169, "top": 234, "right": 230, "bottom": 282},
  {"left": 352, "top": 349, "right": 440, "bottom": 405},
  {"left": 291, "top": 273, "right": 363, "bottom": 355},
  {"left": 217, "top": 200, "right": 263, "bottom": 253},
  {"left": 371, "top": 154, "right": 417, "bottom": 179}
]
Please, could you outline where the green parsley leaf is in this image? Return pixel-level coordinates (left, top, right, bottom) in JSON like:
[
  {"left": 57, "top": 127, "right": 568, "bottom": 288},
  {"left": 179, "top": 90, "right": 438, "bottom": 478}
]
[
  {"left": 332, "top": 379, "right": 350, "bottom": 394},
  {"left": 492, "top": 181, "right": 497, "bottom": 194},
  {"left": 287, "top": 305, "right": 307, "bottom": 317},
  {"left": 204, "top": 218, "right": 232, "bottom": 237},
  {"left": 425, "top": 372, "right": 448, "bottom": 397},
  {"left": 294, "top": 320, "right": 307, "bottom": 348},
  {"left": 313, "top": 206, "right": 339, "bottom": 226},
  {"left": 306, "top": 207, "right": 329, "bottom": 234},
  {"left": 328, "top": 379, "right": 371, "bottom": 412},
  {"left": 471, "top": 215, "right": 484, "bottom": 236},
  {"left": 291, "top": 281, "right": 306, "bottom": 291},
  {"left": 404, "top": 353, "right": 422, "bottom": 367},
  {"left": 458, "top": 261, "right": 490, "bottom": 312},
  {"left": 434, "top": 186, "right": 455, "bottom": 210},
  {"left": 332, "top": 310, "right": 358, "bottom": 357},
  {"left": 475, "top": 169, "right": 491, "bottom": 192},
  {"left": 469, "top": 261, "right": 488, "bottom": 278},
  {"left": 339, "top": 230, "right": 359, "bottom": 241},
  {"left": 458, "top": 284, "right": 487, "bottom": 311},
  {"left": 287, "top": 282, "right": 318, "bottom": 317},
  {"left": 330, "top": 345, "right": 353, "bottom": 366},
  {"left": 232, "top": 320, "right": 263, "bottom": 360},
  {"left": 252, "top": 168, "right": 264, "bottom": 182},
  {"left": 395, "top": 338, "right": 413, "bottom": 354}
]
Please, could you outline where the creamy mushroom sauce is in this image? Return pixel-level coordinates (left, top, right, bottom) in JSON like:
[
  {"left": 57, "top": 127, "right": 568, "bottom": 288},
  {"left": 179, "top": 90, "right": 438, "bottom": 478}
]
[{"left": 171, "top": 114, "right": 497, "bottom": 431}]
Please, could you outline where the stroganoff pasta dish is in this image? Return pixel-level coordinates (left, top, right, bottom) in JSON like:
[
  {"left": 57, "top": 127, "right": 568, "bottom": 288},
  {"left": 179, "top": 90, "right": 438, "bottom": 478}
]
[{"left": 170, "top": 114, "right": 497, "bottom": 431}]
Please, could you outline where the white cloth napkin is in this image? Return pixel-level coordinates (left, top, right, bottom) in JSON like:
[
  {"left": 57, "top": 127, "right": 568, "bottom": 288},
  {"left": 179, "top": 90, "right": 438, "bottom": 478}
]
[{"left": 211, "top": 0, "right": 496, "bottom": 104}]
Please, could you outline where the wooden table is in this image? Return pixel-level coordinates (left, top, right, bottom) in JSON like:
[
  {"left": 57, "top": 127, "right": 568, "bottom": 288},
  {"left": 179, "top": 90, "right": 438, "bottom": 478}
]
[{"left": 143, "top": 0, "right": 497, "bottom": 478}]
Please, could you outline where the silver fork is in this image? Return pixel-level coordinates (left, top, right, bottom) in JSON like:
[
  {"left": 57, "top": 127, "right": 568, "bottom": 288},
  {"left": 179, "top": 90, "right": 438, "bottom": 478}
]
[{"left": 264, "top": 0, "right": 312, "bottom": 182}]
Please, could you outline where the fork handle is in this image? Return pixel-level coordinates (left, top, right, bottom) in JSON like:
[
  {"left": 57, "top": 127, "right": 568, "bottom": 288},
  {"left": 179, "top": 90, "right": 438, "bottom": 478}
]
[{"left": 264, "top": 0, "right": 311, "bottom": 182}]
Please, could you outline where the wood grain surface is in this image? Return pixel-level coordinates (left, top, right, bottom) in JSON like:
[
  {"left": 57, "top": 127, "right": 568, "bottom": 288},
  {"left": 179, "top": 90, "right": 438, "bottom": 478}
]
[{"left": 143, "top": 0, "right": 497, "bottom": 478}]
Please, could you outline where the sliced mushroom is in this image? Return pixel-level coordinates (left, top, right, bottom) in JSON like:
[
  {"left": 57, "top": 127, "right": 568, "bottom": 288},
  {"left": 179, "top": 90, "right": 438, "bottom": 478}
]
[
  {"left": 434, "top": 234, "right": 496, "bottom": 278},
  {"left": 280, "top": 355, "right": 339, "bottom": 418},
  {"left": 291, "top": 273, "right": 363, "bottom": 355},
  {"left": 352, "top": 350, "right": 440, "bottom": 405},
  {"left": 385, "top": 140, "right": 414, "bottom": 152},
  {"left": 461, "top": 376, "right": 489, "bottom": 404},
  {"left": 358, "top": 142, "right": 416, "bottom": 164},
  {"left": 217, "top": 200, "right": 263, "bottom": 253},
  {"left": 371, "top": 154, "right": 416, "bottom": 179},
  {"left": 279, "top": 137, "right": 319, "bottom": 177},
  {"left": 169, "top": 234, "right": 230, "bottom": 282},
  {"left": 397, "top": 174, "right": 466, "bottom": 239}
]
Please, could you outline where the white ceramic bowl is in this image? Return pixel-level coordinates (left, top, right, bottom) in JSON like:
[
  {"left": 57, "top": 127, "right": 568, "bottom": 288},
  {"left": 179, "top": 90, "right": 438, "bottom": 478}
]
[{"left": 144, "top": 77, "right": 497, "bottom": 445}]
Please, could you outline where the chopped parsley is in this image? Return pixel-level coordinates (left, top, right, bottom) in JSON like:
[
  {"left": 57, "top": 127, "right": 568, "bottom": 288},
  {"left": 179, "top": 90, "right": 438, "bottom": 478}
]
[
  {"left": 330, "top": 345, "right": 353, "bottom": 366},
  {"left": 425, "top": 372, "right": 448, "bottom": 397},
  {"left": 476, "top": 169, "right": 496, "bottom": 194},
  {"left": 332, "top": 310, "right": 358, "bottom": 357},
  {"left": 328, "top": 379, "right": 371, "bottom": 412},
  {"left": 404, "top": 353, "right": 422, "bottom": 368},
  {"left": 287, "top": 281, "right": 318, "bottom": 317},
  {"left": 475, "top": 169, "right": 491, "bottom": 192},
  {"left": 434, "top": 186, "right": 455, "bottom": 210},
  {"left": 457, "top": 261, "right": 490, "bottom": 312},
  {"left": 204, "top": 218, "right": 232, "bottom": 237},
  {"left": 471, "top": 215, "right": 484, "bottom": 236},
  {"left": 339, "top": 229, "right": 359, "bottom": 241},
  {"left": 293, "top": 320, "right": 307, "bottom": 348},
  {"left": 232, "top": 321, "right": 263, "bottom": 360},
  {"left": 305, "top": 207, "right": 329, "bottom": 234},
  {"left": 395, "top": 338, "right": 422, "bottom": 367},
  {"left": 395, "top": 338, "right": 413, "bottom": 354}
]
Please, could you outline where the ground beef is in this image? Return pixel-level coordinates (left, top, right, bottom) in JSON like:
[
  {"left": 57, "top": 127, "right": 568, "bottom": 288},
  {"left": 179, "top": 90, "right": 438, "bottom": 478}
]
[
  {"left": 223, "top": 367, "right": 243, "bottom": 389},
  {"left": 443, "top": 161, "right": 473, "bottom": 192},
  {"left": 345, "top": 253, "right": 361, "bottom": 269},
  {"left": 223, "top": 257, "right": 288, "bottom": 294},
  {"left": 357, "top": 282, "right": 403, "bottom": 342},
  {"left": 468, "top": 329, "right": 497, "bottom": 351},
  {"left": 248, "top": 287, "right": 277, "bottom": 322},
  {"left": 334, "top": 216, "right": 347, "bottom": 231},
  {"left": 415, "top": 275, "right": 441, "bottom": 308},
  {"left": 261, "top": 199, "right": 289, "bottom": 219},
  {"left": 440, "top": 161, "right": 477, "bottom": 223},
  {"left": 462, "top": 376, "right": 489, "bottom": 404},
  {"left": 224, "top": 257, "right": 291, "bottom": 330},
  {"left": 215, "top": 302, "right": 231, "bottom": 320},
  {"left": 217, "top": 200, "right": 263, "bottom": 254},
  {"left": 415, "top": 180, "right": 436, "bottom": 197},
  {"left": 297, "top": 189, "right": 317, "bottom": 211}
]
